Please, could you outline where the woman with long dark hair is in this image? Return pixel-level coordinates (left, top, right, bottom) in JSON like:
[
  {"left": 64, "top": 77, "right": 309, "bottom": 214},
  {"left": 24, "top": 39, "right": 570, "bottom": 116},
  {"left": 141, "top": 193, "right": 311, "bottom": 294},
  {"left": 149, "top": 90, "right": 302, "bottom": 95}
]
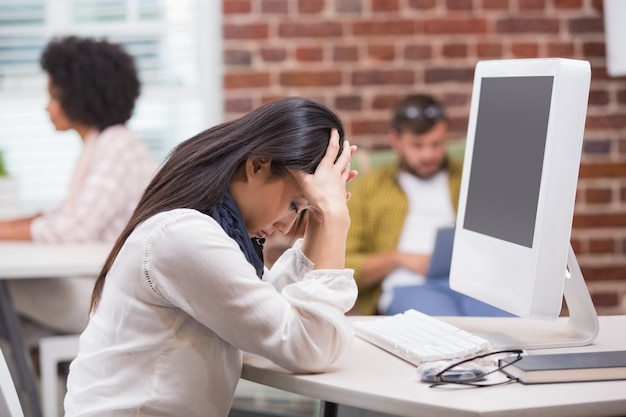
[{"left": 64, "top": 97, "right": 358, "bottom": 417}]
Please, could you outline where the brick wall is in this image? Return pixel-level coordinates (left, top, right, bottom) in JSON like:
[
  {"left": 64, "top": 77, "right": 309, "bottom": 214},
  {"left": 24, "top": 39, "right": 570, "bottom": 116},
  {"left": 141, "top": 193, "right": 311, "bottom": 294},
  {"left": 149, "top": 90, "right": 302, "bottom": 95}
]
[{"left": 222, "top": 0, "right": 626, "bottom": 315}]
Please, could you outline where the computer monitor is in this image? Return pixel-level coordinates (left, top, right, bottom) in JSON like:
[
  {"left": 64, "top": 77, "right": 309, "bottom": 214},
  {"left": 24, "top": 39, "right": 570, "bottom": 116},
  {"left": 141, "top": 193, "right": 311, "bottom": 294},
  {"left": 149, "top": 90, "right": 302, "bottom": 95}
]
[{"left": 449, "top": 58, "right": 599, "bottom": 349}]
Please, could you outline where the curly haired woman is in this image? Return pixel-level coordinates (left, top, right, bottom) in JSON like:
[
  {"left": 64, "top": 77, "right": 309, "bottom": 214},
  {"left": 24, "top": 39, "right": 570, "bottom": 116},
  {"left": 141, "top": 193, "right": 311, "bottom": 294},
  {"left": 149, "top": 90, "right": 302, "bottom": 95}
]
[{"left": 0, "top": 36, "right": 156, "bottom": 339}]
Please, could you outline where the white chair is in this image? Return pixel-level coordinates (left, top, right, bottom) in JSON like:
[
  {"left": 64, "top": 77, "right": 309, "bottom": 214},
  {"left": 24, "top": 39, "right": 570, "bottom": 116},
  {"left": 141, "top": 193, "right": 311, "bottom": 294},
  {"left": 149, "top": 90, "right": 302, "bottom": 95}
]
[
  {"left": 0, "top": 346, "right": 25, "bottom": 417},
  {"left": 39, "top": 335, "right": 80, "bottom": 417}
]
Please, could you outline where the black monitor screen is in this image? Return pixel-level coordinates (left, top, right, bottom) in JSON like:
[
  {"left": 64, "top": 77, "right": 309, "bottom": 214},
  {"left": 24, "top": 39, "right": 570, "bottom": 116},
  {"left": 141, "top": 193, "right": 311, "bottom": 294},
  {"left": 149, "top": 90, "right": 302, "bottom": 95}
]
[{"left": 463, "top": 76, "right": 554, "bottom": 248}]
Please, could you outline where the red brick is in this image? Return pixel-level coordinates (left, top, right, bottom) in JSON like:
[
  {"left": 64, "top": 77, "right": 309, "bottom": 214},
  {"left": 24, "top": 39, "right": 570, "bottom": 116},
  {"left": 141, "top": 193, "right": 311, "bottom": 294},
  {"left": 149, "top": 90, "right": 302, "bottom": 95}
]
[
  {"left": 591, "top": 0, "right": 603, "bottom": 12},
  {"left": 585, "top": 114, "right": 626, "bottom": 130},
  {"left": 424, "top": 67, "right": 474, "bottom": 83},
  {"left": 581, "top": 265, "right": 626, "bottom": 281},
  {"left": 373, "top": 0, "right": 399, "bottom": 12},
  {"left": 224, "top": 72, "right": 271, "bottom": 89},
  {"left": 223, "top": 23, "right": 269, "bottom": 40},
  {"left": 295, "top": 47, "right": 324, "bottom": 62},
  {"left": 442, "top": 43, "right": 468, "bottom": 58},
  {"left": 477, "top": 42, "right": 503, "bottom": 58},
  {"left": 589, "top": 238, "right": 616, "bottom": 253},
  {"left": 367, "top": 45, "right": 396, "bottom": 61},
  {"left": 260, "top": 47, "right": 287, "bottom": 62},
  {"left": 224, "top": 49, "right": 252, "bottom": 66},
  {"left": 483, "top": 0, "right": 509, "bottom": 9},
  {"left": 446, "top": 0, "right": 473, "bottom": 10},
  {"left": 279, "top": 22, "right": 343, "bottom": 38},
  {"left": 619, "top": 140, "right": 626, "bottom": 156},
  {"left": 335, "top": 95, "right": 363, "bottom": 111},
  {"left": 279, "top": 70, "right": 342, "bottom": 87},
  {"left": 404, "top": 45, "right": 433, "bottom": 60},
  {"left": 225, "top": 97, "right": 254, "bottom": 113},
  {"left": 555, "top": 0, "right": 583, "bottom": 9},
  {"left": 573, "top": 213, "right": 626, "bottom": 228},
  {"left": 336, "top": 0, "right": 363, "bottom": 13},
  {"left": 591, "top": 66, "right": 610, "bottom": 81},
  {"left": 351, "top": 69, "right": 415, "bottom": 86},
  {"left": 298, "top": 0, "right": 324, "bottom": 13},
  {"left": 579, "top": 162, "right": 626, "bottom": 178},
  {"left": 519, "top": 0, "right": 546, "bottom": 9},
  {"left": 351, "top": 119, "right": 389, "bottom": 136},
  {"left": 511, "top": 42, "right": 539, "bottom": 58},
  {"left": 585, "top": 187, "right": 613, "bottom": 204},
  {"left": 547, "top": 42, "right": 575, "bottom": 57},
  {"left": 448, "top": 116, "right": 470, "bottom": 135},
  {"left": 588, "top": 90, "right": 610, "bottom": 105},
  {"left": 372, "top": 94, "right": 402, "bottom": 110},
  {"left": 261, "top": 94, "right": 290, "bottom": 104},
  {"left": 223, "top": 0, "right": 252, "bottom": 14},
  {"left": 590, "top": 291, "right": 620, "bottom": 307},
  {"left": 496, "top": 18, "right": 559, "bottom": 34},
  {"left": 618, "top": 90, "right": 626, "bottom": 104},
  {"left": 425, "top": 19, "right": 488, "bottom": 34},
  {"left": 333, "top": 46, "right": 359, "bottom": 62},
  {"left": 571, "top": 238, "right": 583, "bottom": 254},
  {"left": 569, "top": 17, "right": 604, "bottom": 34},
  {"left": 408, "top": 0, "right": 436, "bottom": 10},
  {"left": 352, "top": 20, "right": 418, "bottom": 36},
  {"left": 441, "top": 92, "right": 470, "bottom": 107},
  {"left": 261, "top": 0, "right": 287, "bottom": 13},
  {"left": 583, "top": 139, "right": 611, "bottom": 156},
  {"left": 582, "top": 42, "right": 606, "bottom": 57}
]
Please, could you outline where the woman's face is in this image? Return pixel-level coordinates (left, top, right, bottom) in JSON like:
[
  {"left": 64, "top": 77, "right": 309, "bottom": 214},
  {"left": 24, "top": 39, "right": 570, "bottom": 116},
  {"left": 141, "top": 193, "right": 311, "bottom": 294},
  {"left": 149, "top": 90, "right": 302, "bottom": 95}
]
[
  {"left": 45, "top": 77, "right": 73, "bottom": 131},
  {"left": 234, "top": 160, "right": 310, "bottom": 239}
]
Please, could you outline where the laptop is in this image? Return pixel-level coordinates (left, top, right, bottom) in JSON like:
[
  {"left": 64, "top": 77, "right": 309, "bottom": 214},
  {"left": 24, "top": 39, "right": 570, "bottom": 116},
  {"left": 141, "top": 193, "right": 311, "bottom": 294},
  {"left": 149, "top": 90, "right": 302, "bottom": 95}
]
[{"left": 426, "top": 226, "right": 455, "bottom": 279}]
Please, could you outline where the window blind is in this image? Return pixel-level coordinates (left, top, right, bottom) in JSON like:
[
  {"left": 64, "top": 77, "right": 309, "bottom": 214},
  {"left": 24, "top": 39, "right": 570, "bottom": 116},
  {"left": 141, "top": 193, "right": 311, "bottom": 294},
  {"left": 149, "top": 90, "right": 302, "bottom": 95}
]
[{"left": 0, "top": 0, "right": 223, "bottom": 210}]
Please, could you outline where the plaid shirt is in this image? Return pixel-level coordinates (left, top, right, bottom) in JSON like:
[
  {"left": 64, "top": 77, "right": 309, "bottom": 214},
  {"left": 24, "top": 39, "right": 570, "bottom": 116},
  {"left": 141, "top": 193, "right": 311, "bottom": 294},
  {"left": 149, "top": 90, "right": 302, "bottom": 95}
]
[{"left": 31, "top": 125, "right": 157, "bottom": 243}]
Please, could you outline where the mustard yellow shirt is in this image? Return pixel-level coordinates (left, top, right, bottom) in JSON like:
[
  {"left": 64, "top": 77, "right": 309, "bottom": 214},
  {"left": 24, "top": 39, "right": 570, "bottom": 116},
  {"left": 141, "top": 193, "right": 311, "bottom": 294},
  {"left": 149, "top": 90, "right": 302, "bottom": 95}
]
[{"left": 345, "top": 159, "right": 463, "bottom": 315}]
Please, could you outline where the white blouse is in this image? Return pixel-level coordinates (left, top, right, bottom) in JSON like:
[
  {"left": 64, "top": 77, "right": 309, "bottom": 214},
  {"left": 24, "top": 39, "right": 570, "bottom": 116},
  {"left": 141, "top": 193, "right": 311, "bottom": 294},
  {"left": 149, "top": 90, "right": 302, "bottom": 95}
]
[{"left": 64, "top": 208, "right": 357, "bottom": 417}]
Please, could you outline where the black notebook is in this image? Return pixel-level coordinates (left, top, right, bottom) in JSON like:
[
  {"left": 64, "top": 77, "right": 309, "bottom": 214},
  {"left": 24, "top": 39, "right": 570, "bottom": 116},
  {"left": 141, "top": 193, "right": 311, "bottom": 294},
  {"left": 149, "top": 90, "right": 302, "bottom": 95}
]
[{"left": 499, "top": 350, "right": 626, "bottom": 384}]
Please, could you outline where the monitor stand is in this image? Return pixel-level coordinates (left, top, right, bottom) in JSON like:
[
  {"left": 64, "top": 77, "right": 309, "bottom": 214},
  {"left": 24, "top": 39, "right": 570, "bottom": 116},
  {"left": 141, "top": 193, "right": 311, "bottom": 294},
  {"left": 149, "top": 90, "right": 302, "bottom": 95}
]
[{"left": 471, "top": 244, "right": 600, "bottom": 350}]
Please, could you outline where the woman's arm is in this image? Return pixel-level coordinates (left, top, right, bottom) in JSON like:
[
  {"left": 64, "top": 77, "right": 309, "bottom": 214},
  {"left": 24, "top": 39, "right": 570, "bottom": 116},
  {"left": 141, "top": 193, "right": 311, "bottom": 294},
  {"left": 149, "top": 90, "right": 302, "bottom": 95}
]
[
  {"left": 0, "top": 216, "right": 37, "bottom": 240},
  {"left": 295, "top": 129, "right": 357, "bottom": 270},
  {"left": 142, "top": 210, "right": 357, "bottom": 373}
]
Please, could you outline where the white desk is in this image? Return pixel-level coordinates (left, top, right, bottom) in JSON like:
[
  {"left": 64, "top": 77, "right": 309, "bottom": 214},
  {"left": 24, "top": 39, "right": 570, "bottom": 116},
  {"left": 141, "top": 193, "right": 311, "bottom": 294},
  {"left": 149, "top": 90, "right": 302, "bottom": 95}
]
[
  {"left": 242, "top": 315, "right": 626, "bottom": 417},
  {"left": 0, "top": 242, "right": 111, "bottom": 279},
  {"left": 0, "top": 241, "right": 110, "bottom": 417}
]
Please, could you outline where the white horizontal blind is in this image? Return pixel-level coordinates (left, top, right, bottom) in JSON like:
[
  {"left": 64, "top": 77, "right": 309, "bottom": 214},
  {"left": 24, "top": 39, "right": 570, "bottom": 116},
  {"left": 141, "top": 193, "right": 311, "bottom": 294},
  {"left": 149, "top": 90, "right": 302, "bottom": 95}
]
[{"left": 0, "top": 0, "right": 223, "bottom": 211}]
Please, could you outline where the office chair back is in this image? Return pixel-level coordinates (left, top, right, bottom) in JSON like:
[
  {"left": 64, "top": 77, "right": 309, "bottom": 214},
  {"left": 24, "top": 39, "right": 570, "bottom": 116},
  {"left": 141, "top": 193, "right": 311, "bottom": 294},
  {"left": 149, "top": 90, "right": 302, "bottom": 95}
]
[{"left": 0, "top": 348, "right": 25, "bottom": 417}]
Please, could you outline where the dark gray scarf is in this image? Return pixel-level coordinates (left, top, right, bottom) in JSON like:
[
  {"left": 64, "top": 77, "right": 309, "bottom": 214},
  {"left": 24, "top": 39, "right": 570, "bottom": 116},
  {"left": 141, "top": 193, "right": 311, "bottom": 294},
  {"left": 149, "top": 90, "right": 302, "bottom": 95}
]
[{"left": 206, "top": 190, "right": 265, "bottom": 279}]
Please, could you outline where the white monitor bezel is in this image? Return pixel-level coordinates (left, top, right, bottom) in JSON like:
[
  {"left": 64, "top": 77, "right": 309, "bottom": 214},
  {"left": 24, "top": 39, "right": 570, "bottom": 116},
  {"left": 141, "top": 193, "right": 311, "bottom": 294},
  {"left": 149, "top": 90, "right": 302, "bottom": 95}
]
[{"left": 450, "top": 58, "right": 591, "bottom": 320}]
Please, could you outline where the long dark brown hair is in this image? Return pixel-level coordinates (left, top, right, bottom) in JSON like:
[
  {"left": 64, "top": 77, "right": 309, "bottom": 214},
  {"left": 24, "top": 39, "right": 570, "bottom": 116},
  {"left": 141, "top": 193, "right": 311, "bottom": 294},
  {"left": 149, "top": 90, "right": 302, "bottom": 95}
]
[{"left": 89, "top": 97, "right": 345, "bottom": 312}]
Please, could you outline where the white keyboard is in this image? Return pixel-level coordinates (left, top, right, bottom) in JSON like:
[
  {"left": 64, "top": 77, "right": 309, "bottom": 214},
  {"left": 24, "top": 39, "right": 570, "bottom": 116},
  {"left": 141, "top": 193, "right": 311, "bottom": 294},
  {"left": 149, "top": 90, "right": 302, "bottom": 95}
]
[{"left": 352, "top": 309, "right": 493, "bottom": 366}]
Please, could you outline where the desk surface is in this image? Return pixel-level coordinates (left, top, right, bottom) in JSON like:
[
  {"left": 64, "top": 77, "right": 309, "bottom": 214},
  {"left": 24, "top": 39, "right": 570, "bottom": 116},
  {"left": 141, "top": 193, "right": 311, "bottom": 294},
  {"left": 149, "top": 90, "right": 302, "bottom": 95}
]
[
  {"left": 242, "top": 315, "right": 626, "bottom": 417},
  {"left": 0, "top": 241, "right": 111, "bottom": 279}
]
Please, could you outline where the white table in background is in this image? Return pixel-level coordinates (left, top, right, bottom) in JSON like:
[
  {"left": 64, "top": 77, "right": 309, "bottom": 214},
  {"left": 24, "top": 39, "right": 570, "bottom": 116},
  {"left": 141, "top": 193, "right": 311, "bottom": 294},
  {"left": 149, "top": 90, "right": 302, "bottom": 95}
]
[{"left": 0, "top": 241, "right": 110, "bottom": 417}]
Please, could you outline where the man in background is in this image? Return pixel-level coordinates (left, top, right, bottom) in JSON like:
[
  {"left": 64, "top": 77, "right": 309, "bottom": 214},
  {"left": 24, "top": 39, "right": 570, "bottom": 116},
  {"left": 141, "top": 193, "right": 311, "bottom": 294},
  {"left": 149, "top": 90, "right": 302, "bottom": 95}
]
[{"left": 345, "top": 94, "right": 508, "bottom": 316}]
